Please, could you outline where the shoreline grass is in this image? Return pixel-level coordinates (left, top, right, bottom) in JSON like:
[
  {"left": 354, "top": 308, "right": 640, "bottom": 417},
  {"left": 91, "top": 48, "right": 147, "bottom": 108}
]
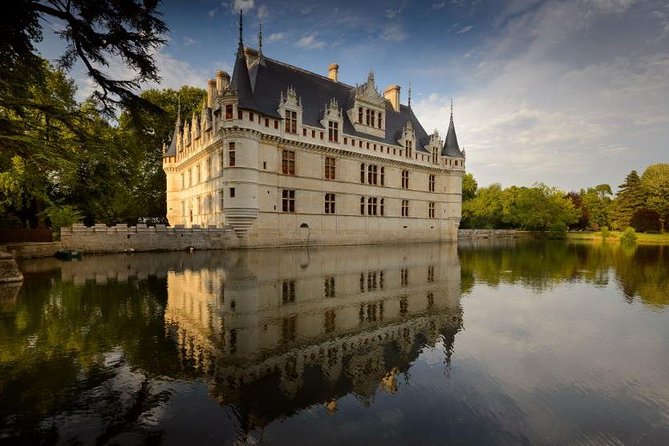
[{"left": 566, "top": 231, "right": 669, "bottom": 245}]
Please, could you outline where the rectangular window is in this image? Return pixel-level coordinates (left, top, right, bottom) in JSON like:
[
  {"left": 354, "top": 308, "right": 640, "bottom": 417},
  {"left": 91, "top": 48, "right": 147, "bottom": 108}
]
[
  {"left": 188, "top": 169, "right": 192, "bottom": 187},
  {"left": 325, "top": 193, "right": 336, "bottom": 214},
  {"left": 365, "top": 109, "right": 371, "bottom": 126},
  {"left": 360, "top": 163, "right": 366, "bottom": 183},
  {"left": 220, "top": 190, "right": 224, "bottom": 211},
  {"left": 380, "top": 167, "right": 385, "bottom": 185},
  {"left": 265, "top": 118, "right": 269, "bottom": 127},
  {"left": 429, "top": 174, "right": 435, "bottom": 192},
  {"left": 230, "top": 187, "right": 235, "bottom": 198},
  {"left": 401, "top": 170, "right": 409, "bottom": 189},
  {"left": 370, "top": 110, "right": 375, "bottom": 127},
  {"left": 401, "top": 199, "right": 409, "bottom": 217},
  {"left": 358, "top": 107, "right": 363, "bottom": 123},
  {"left": 429, "top": 202, "right": 435, "bottom": 218},
  {"left": 367, "top": 197, "right": 378, "bottom": 216},
  {"left": 274, "top": 120, "right": 279, "bottom": 129},
  {"left": 360, "top": 197, "right": 365, "bottom": 215},
  {"left": 405, "top": 140, "right": 413, "bottom": 157},
  {"left": 303, "top": 128, "right": 307, "bottom": 136},
  {"left": 281, "top": 150, "right": 295, "bottom": 175},
  {"left": 427, "top": 265, "right": 435, "bottom": 283},
  {"left": 196, "top": 196, "right": 201, "bottom": 215},
  {"left": 285, "top": 110, "right": 297, "bottom": 134},
  {"left": 325, "top": 157, "right": 336, "bottom": 180},
  {"left": 401, "top": 268, "right": 409, "bottom": 288},
  {"left": 378, "top": 113, "right": 383, "bottom": 128},
  {"left": 237, "top": 109, "right": 243, "bottom": 120},
  {"left": 229, "top": 142, "right": 236, "bottom": 167},
  {"left": 367, "top": 164, "right": 378, "bottom": 185},
  {"left": 249, "top": 111, "right": 254, "bottom": 121},
  {"left": 282, "top": 279, "right": 296, "bottom": 304},
  {"left": 225, "top": 104, "right": 233, "bottom": 119},
  {"left": 380, "top": 198, "right": 385, "bottom": 216},
  {"left": 206, "top": 157, "right": 211, "bottom": 179},
  {"left": 328, "top": 121, "right": 339, "bottom": 142},
  {"left": 282, "top": 189, "right": 295, "bottom": 212}
]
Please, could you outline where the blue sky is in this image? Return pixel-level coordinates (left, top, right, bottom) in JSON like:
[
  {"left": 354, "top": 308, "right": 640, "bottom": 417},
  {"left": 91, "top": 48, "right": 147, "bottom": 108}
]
[{"left": 37, "top": 0, "right": 669, "bottom": 191}]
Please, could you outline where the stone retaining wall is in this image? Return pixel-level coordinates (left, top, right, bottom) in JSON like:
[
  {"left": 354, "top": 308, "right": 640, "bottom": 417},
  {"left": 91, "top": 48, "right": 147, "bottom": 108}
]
[
  {"left": 458, "top": 229, "right": 528, "bottom": 239},
  {"left": 0, "top": 242, "right": 62, "bottom": 258},
  {"left": 60, "top": 224, "right": 239, "bottom": 253}
]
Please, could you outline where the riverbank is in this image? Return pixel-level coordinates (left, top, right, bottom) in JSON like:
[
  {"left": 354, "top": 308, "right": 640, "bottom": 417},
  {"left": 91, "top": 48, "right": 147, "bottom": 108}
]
[{"left": 566, "top": 231, "right": 669, "bottom": 245}]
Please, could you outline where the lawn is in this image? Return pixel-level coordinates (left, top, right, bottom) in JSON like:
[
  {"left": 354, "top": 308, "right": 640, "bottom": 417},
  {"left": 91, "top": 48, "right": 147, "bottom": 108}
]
[{"left": 566, "top": 231, "right": 669, "bottom": 245}]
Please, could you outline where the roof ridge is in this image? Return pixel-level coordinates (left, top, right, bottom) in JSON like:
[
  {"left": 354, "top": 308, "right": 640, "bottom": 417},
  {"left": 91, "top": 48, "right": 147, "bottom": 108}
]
[{"left": 248, "top": 48, "right": 357, "bottom": 90}]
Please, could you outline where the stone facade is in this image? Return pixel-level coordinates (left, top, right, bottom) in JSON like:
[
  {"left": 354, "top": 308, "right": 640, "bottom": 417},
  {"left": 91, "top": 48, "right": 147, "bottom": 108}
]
[{"left": 162, "top": 24, "right": 465, "bottom": 248}]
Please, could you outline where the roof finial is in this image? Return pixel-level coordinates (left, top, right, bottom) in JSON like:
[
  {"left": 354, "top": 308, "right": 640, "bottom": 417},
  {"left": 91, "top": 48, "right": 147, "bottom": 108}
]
[
  {"left": 408, "top": 83, "right": 412, "bottom": 107},
  {"left": 238, "top": 10, "right": 244, "bottom": 50},
  {"left": 258, "top": 20, "right": 263, "bottom": 56},
  {"left": 450, "top": 98, "right": 454, "bottom": 120},
  {"left": 177, "top": 96, "right": 181, "bottom": 125}
]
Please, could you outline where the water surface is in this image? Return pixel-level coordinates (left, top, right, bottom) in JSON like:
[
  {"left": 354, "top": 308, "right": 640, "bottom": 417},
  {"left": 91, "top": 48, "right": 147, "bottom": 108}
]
[{"left": 1, "top": 241, "right": 668, "bottom": 445}]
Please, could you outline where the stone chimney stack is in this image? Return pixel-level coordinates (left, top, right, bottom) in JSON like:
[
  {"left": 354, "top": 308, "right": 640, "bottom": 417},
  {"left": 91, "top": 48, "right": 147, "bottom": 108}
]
[
  {"left": 384, "top": 84, "right": 401, "bottom": 112},
  {"left": 207, "top": 79, "right": 217, "bottom": 107},
  {"left": 328, "top": 63, "right": 339, "bottom": 82},
  {"left": 216, "top": 70, "right": 230, "bottom": 94}
]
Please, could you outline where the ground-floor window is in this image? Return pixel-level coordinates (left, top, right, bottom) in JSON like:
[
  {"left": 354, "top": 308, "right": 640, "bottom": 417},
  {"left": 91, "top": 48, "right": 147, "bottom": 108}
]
[{"left": 282, "top": 189, "right": 295, "bottom": 212}]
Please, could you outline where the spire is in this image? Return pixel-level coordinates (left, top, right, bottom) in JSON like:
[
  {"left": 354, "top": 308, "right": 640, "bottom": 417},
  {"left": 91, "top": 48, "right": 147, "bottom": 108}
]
[
  {"left": 258, "top": 20, "right": 263, "bottom": 57},
  {"left": 238, "top": 10, "right": 244, "bottom": 52},
  {"left": 442, "top": 98, "right": 463, "bottom": 158},
  {"left": 231, "top": 9, "right": 259, "bottom": 112}
]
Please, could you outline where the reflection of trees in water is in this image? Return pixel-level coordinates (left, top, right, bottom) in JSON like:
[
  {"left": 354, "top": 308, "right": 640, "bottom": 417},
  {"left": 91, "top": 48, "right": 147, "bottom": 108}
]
[
  {"left": 0, "top": 274, "right": 180, "bottom": 443},
  {"left": 460, "top": 241, "right": 669, "bottom": 307}
]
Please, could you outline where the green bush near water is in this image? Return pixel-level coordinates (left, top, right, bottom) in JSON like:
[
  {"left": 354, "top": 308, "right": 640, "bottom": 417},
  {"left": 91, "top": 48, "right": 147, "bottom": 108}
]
[{"left": 620, "top": 227, "right": 638, "bottom": 245}]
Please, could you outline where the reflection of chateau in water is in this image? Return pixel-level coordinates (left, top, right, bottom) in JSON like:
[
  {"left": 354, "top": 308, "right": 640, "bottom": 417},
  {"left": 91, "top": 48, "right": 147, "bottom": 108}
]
[{"left": 164, "top": 244, "right": 463, "bottom": 427}]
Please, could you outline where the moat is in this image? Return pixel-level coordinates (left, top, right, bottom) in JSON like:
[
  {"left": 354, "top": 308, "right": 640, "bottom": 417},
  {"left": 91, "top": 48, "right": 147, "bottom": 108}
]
[{"left": 1, "top": 241, "right": 668, "bottom": 445}]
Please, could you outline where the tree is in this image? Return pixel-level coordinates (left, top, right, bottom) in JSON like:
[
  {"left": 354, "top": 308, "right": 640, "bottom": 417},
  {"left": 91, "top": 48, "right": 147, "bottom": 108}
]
[
  {"left": 580, "top": 184, "right": 612, "bottom": 230},
  {"left": 565, "top": 191, "right": 589, "bottom": 230},
  {"left": 640, "top": 163, "right": 669, "bottom": 232},
  {"left": 503, "top": 184, "right": 579, "bottom": 232},
  {"left": 461, "top": 184, "right": 506, "bottom": 229},
  {"left": 114, "top": 86, "right": 206, "bottom": 223},
  {"left": 462, "top": 173, "right": 477, "bottom": 202},
  {"left": 610, "top": 170, "right": 645, "bottom": 230}
]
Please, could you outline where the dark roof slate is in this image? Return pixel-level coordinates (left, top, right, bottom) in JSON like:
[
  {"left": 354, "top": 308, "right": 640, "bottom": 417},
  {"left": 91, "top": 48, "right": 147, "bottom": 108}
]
[
  {"left": 242, "top": 53, "right": 431, "bottom": 152},
  {"left": 442, "top": 114, "right": 463, "bottom": 158}
]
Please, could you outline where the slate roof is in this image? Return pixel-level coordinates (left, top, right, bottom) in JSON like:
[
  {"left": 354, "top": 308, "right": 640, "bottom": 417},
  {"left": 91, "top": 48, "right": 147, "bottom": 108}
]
[
  {"left": 164, "top": 108, "right": 181, "bottom": 157},
  {"left": 243, "top": 52, "right": 433, "bottom": 152},
  {"left": 442, "top": 113, "right": 464, "bottom": 158}
]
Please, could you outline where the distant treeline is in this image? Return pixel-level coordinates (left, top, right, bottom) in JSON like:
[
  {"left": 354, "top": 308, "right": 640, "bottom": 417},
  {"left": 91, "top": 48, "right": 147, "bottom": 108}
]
[{"left": 460, "top": 163, "right": 669, "bottom": 234}]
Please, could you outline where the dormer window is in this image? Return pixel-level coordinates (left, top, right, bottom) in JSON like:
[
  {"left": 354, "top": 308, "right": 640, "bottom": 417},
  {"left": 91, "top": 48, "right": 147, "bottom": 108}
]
[
  {"left": 328, "top": 121, "right": 339, "bottom": 142},
  {"left": 358, "top": 107, "right": 363, "bottom": 123},
  {"left": 378, "top": 113, "right": 383, "bottom": 129},
  {"left": 285, "top": 110, "right": 297, "bottom": 134},
  {"left": 405, "top": 140, "right": 413, "bottom": 157}
]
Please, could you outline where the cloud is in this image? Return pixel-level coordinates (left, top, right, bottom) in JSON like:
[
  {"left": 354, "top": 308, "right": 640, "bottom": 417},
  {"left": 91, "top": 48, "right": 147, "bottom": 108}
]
[
  {"left": 182, "top": 36, "right": 197, "bottom": 46},
  {"left": 381, "top": 23, "right": 408, "bottom": 42},
  {"left": 457, "top": 25, "right": 473, "bottom": 34},
  {"left": 208, "top": 8, "right": 217, "bottom": 18},
  {"left": 257, "top": 4, "right": 269, "bottom": 20},
  {"left": 232, "top": 0, "right": 254, "bottom": 13},
  {"left": 296, "top": 33, "right": 325, "bottom": 49},
  {"left": 267, "top": 32, "right": 286, "bottom": 43},
  {"left": 385, "top": 8, "right": 401, "bottom": 18},
  {"left": 414, "top": 0, "right": 669, "bottom": 190}
]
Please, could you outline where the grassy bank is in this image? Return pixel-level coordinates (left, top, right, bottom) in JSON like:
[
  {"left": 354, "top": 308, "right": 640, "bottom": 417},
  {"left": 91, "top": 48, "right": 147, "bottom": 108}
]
[{"left": 566, "top": 231, "right": 669, "bottom": 245}]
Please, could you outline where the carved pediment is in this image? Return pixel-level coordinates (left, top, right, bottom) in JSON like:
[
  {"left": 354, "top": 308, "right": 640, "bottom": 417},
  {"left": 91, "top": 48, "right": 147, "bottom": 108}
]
[
  {"left": 354, "top": 71, "right": 385, "bottom": 107},
  {"left": 279, "top": 86, "right": 302, "bottom": 110}
]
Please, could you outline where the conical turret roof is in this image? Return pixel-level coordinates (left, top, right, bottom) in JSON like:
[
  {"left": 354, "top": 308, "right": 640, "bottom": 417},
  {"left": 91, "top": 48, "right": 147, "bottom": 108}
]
[
  {"left": 164, "top": 102, "right": 181, "bottom": 157},
  {"left": 230, "top": 11, "right": 260, "bottom": 112},
  {"left": 442, "top": 100, "right": 463, "bottom": 158}
]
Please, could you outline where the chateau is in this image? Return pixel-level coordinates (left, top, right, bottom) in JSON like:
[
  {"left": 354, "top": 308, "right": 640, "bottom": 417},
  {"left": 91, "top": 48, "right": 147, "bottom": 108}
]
[{"left": 162, "top": 16, "right": 465, "bottom": 247}]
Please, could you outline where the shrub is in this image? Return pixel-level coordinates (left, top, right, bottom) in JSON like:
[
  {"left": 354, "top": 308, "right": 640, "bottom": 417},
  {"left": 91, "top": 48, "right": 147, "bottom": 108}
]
[
  {"left": 620, "top": 227, "right": 637, "bottom": 245},
  {"left": 600, "top": 226, "right": 609, "bottom": 239},
  {"left": 42, "top": 205, "right": 82, "bottom": 230}
]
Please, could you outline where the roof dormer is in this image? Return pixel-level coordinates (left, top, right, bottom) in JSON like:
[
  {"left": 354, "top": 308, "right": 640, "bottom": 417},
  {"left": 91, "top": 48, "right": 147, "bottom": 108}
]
[{"left": 348, "top": 71, "right": 385, "bottom": 139}]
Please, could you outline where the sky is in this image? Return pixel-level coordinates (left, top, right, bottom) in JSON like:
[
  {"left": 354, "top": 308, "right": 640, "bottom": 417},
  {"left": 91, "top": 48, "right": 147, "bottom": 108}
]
[{"left": 37, "top": 0, "right": 669, "bottom": 191}]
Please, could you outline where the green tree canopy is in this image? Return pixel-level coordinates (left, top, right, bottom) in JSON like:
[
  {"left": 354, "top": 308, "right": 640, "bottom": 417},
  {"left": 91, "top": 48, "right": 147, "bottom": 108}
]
[
  {"left": 641, "top": 163, "right": 669, "bottom": 233},
  {"left": 610, "top": 170, "right": 645, "bottom": 230}
]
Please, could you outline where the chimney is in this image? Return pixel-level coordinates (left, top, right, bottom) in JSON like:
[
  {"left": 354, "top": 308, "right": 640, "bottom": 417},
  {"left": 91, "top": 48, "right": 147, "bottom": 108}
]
[
  {"left": 207, "top": 79, "right": 216, "bottom": 107},
  {"left": 216, "top": 70, "right": 230, "bottom": 94},
  {"left": 384, "top": 84, "right": 401, "bottom": 112},
  {"left": 328, "top": 63, "right": 339, "bottom": 82}
]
